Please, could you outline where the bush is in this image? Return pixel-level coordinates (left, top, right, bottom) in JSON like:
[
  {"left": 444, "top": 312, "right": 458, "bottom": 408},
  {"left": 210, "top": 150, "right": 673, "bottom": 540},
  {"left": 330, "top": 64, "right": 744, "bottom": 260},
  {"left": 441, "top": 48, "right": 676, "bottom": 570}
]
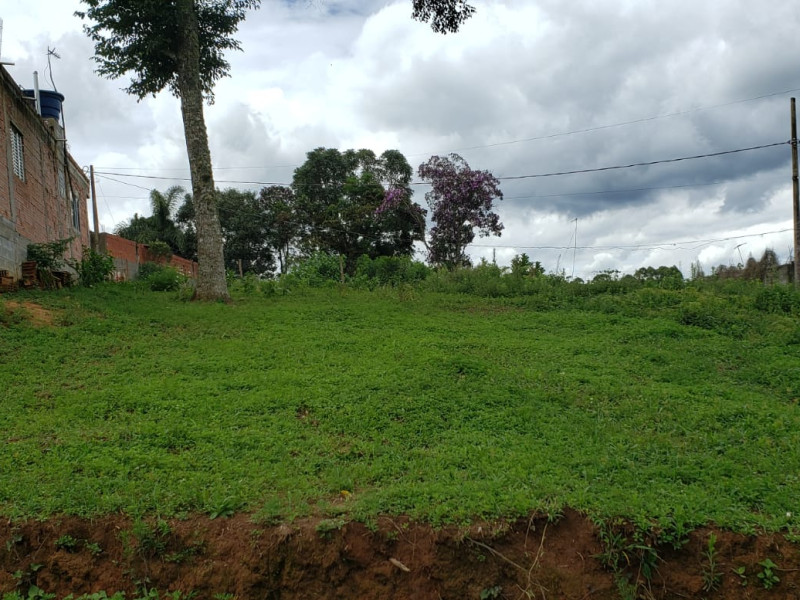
[
  {"left": 70, "top": 247, "right": 115, "bottom": 287},
  {"left": 754, "top": 285, "right": 800, "bottom": 314},
  {"left": 140, "top": 265, "right": 184, "bottom": 291},
  {"left": 137, "top": 261, "right": 166, "bottom": 281},
  {"left": 150, "top": 267, "right": 184, "bottom": 292},
  {"left": 355, "top": 255, "right": 430, "bottom": 287},
  {"left": 285, "top": 252, "right": 342, "bottom": 287},
  {"left": 26, "top": 238, "right": 72, "bottom": 272}
]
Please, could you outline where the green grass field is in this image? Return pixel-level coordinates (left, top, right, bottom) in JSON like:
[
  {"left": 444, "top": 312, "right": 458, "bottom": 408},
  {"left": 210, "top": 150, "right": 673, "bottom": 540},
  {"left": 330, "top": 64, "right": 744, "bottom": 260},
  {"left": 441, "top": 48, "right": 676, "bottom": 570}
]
[{"left": 1, "top": 281, "right": 799, "bottom": 533}]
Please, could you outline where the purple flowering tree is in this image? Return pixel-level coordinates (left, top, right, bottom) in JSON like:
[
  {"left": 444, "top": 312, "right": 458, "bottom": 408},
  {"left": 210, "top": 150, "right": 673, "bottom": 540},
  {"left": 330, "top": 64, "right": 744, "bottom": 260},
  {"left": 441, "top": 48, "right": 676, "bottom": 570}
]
[{"left": 416, "top": 154, "right": 503, "bottom": 268}]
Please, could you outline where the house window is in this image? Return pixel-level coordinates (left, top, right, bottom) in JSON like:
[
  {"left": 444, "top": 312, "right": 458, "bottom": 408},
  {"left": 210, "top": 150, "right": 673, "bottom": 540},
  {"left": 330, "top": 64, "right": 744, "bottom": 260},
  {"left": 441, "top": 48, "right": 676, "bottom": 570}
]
[
  {"left": 71, "top": 190, "right": 81, "bottom": 231},
  {"left": 10, "top": 125, "right": 25, "bottom": 180},
  {"left": 58, "top": 169, "right": 66, "bottom": 197}
]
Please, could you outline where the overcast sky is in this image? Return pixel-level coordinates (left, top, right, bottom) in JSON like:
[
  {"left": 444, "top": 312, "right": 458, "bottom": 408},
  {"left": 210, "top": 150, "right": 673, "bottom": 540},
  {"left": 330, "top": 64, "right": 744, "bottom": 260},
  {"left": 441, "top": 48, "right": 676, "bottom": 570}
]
[{"left": 3, "top": 0, "right": 799, "bottom": 278}]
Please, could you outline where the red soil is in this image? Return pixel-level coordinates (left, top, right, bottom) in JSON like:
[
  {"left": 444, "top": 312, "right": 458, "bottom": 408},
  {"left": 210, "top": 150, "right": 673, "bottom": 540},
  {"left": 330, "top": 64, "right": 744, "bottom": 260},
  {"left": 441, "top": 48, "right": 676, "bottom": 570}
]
[{"left": 2, "top": 510, "right": 799, "bottom": 599}]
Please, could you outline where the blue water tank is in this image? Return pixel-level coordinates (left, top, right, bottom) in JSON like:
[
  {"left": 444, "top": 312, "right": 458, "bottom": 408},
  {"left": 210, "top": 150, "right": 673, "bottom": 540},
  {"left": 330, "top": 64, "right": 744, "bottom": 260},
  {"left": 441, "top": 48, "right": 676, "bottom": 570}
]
[{"left": 22, "top": 89, "right": 65, "bottom": 121}]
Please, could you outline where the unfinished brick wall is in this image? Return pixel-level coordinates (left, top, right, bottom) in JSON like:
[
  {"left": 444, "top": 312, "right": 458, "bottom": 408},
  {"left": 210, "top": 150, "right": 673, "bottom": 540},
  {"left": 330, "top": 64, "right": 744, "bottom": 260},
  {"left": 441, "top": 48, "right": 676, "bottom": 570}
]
[{"left": 0, "top": 67, "right": 90, "bottom": 277}]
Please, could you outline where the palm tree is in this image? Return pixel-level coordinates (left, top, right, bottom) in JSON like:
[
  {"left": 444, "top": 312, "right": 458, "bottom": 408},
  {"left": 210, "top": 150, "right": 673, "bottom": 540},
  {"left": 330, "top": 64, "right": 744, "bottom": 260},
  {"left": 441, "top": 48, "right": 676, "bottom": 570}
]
[{"left": 115, "top": 187, "right": 187, "bottom": 257}]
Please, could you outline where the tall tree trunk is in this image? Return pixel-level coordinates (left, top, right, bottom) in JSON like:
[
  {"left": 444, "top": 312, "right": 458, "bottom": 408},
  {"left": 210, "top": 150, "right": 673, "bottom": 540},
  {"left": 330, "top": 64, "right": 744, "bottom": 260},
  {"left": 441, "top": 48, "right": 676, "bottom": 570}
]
[{"left": 176, "top": 0, "right": 230, "bottom": 302}]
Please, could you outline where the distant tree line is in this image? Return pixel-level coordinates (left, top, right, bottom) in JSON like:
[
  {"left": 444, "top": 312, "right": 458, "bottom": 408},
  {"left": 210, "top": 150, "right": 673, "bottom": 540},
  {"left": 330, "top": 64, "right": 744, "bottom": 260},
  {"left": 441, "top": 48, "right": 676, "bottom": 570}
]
[{"left": 114, "top": 149, "right": 504, "bottom": 276}]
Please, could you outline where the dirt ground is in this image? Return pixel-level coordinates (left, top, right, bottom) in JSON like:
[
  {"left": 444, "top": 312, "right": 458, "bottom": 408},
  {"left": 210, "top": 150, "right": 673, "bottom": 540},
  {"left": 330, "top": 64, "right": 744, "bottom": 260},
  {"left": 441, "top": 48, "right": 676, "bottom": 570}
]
[
  {"left": 1, "top": 510, "right": 799, "bottom": 599},
  {"left": 2, "top": 301, "right": 57, "bottom": 327}
]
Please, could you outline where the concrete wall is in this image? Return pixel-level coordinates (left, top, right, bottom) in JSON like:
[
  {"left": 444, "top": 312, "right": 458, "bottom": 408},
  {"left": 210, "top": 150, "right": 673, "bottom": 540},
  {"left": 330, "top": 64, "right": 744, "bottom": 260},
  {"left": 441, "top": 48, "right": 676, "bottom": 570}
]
[
  {"left": 0, "top": 66, "right": 90, "bottom": 278},
  {"left": 0, "top": 215, "right": 30, "bottom": 277}
]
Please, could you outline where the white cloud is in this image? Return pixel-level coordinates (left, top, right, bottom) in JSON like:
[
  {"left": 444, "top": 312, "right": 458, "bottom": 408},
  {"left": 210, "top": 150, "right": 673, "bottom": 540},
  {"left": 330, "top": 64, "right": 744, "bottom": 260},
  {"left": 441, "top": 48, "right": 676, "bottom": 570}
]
[{"left": 2, "top": 0, "right": 798, "bottom": 275}]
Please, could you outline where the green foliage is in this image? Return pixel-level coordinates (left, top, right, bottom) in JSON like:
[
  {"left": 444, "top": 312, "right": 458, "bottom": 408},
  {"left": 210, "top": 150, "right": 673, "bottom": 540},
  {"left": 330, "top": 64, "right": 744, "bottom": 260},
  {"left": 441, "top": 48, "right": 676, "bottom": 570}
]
[
  {"left": 145, "top": 266, "right": 185, "bottom": 292},
  {"left": 76, "top": 1, "right": 261, "bottom": 100},
  {"left": 115, "top": 188, "right": 189, "bottom": 258},
  {"left": 757, "top": 558, "right": 780, "bottom": 589},
  {"left": 509, "top": 253, "right": 544, "bottom": 278},
  {"left": 2, "top": 587, "right": 54, "bottom": 600},
  {"left": 27, "top": 239, "right": 74, "bottom": 288},
  {"left": 84, "top": 541, "right": 103, "bottom": 556},
  {"left": 26, "top": 238, "right": 73, "bottom": 272},
  {"left": 55, "top": 534, "right": 79, "bottom": 552},
  {"left": 293, "top": 147, "right": 423, "bottom": 272},
  {"left": 316, "top": 518, "right": 346, "bottom": 538},
  {"left": 701, "top": 533, "right": 721, "bottom": 592},
  {"left": 479, "top": 585, "right": 502, "bottom": 599},
  {"left": 240, "top": 272, "right": 258, "bottom": 295},
  {"left": 354, "top": 255, "right": 430, "bottom": 287},
  {"left": 122, "top": 518, "right": 172, "bottom": 559},
  {"left": 70, "top": 247, "right": 115, "bottom": 287},
  {"left": 284, "top": 251, "right": 342, "bottom": 287},
  {"left": 208, "top": 496, "right": 239, "bottom": 519},
  {"left": 2, "top": 284, "right": 800, "bottom": 532},
  {"left": 137, "top": 262, "right": 165, "bottom": 281},
  {"left": 148, "top": 241, "right": 173, "bottom": 263},
  {"left": 754, "top": 284, "right": 800, "bottom": 314}
]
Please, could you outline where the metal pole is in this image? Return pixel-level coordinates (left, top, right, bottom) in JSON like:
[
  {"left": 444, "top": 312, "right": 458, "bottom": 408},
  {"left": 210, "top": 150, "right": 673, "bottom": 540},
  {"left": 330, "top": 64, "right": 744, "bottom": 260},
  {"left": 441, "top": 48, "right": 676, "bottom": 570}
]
[{"left": 791, "top": 99, "right": 799, "bottom": 287}]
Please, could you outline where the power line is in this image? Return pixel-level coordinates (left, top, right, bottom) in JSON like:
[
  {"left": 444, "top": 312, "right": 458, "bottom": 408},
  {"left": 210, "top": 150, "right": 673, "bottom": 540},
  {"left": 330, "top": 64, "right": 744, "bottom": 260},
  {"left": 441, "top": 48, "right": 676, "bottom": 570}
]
[
  {"left": 467, "top": 228, "right": 793, "bottom": 252},
  {"left": 490, "top": 141, "right": 789, "bottom": 182},
  {"left": 94, "top": 170, "right": 289, "bottom": 187},
  {"left": 93, "top": 164, "right": 299, "bottom": 171},
  {"left": 94, "top": 140, "right": 790, "bottom": 189}
]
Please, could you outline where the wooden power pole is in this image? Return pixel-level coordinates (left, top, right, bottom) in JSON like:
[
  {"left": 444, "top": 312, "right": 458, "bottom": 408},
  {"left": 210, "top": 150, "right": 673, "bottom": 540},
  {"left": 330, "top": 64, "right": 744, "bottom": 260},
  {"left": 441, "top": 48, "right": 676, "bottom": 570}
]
[
  {"left": 90, "top": 165, "right": 101, "bottom": 252},
  {"left": 792, "top": 99, "right": 800, "bottom": 287}
]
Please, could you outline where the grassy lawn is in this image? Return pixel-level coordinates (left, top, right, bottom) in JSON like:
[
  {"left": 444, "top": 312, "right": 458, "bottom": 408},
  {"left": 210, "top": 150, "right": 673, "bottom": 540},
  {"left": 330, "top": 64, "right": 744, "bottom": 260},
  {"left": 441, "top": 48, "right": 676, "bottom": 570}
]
[{"left": 1, "top": 282, "right": 799, "bottom": 532}]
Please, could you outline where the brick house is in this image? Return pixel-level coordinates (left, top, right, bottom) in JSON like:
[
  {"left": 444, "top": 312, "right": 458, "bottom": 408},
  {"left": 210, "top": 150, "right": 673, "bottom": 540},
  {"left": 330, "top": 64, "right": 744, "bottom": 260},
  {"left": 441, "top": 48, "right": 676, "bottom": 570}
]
[{"left": 0, "top": 65, "right": 90, "bottom": 279}]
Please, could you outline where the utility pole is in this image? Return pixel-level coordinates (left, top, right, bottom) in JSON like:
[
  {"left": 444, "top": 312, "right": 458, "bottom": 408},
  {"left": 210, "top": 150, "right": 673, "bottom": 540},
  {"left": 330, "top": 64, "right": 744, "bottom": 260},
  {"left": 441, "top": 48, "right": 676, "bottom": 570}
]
[
  {"left": 90, "top": 165, "right": 101, "bottom": 251},
  {"left": 571, "top": 218, "right": 578, "bottom": 280},
  {"left": 792, "top": 98, "right": 800, "bottom": 287}
]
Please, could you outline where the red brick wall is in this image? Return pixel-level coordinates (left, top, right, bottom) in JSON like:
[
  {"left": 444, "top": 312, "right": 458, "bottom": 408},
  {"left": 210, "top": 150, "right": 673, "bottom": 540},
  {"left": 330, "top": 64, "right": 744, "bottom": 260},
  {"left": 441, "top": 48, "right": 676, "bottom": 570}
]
[
  {"left": 99, "top": 233, "right": 198, "bottom": 281},
  {"left": 0, "top": 67, "right": 90, "bottom": 267}
]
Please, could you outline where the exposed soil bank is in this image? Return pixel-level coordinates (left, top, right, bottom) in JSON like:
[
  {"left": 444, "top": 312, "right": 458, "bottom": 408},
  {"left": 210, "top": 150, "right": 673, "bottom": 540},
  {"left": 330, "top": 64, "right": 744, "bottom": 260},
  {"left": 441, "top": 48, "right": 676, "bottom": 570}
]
[{"left": 1, "top": 510, "right": 799, "bottom": 599}]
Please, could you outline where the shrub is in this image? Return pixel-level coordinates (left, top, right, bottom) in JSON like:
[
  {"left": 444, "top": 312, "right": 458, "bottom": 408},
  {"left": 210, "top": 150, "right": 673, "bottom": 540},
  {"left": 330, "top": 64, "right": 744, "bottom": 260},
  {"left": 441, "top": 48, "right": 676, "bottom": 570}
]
[
  {"left": 70, "top": 247, "right": 115, "bottom": 287},
  {"left": 26, "top": 238, "right": 72, "bottom": 272},
  {"left": 754, "top": 285, "right": 799, "bottom": 315},
  {"left": 285, "top": 252, "right": 342, "bottom": 287},
  {"left": 137, "top": 262, "right": 166, "bottom": 281},
  {"left": 354, "top": 255, "right": 430, "bottom": 286},
  {"left": 147, "top": 267, "right": 184, "bottom": 291},
  {"left": 147, "top": 240, "right": 173, "bottom": 263}
]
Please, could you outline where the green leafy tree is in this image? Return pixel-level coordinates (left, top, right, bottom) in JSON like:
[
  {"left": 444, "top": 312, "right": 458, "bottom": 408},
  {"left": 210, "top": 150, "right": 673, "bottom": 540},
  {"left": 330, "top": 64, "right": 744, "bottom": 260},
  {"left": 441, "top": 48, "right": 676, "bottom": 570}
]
[
  {"left": 259, "top": 186, "right": 299, "bottom": 275},
  {"left": 218, "top": 189, "right": 276, "bottom": 275},
  {"left": 77, "top": 0, "right": 261, "bottom": 301},
  {"left": 176, "top": 189, "right": 276, "bottom": 276},
  {"left": 292, "top": 148, "right": 424, "bottom": 273},
  {"left": 416, "top": 154, "right": 503, "bottom": 268}
]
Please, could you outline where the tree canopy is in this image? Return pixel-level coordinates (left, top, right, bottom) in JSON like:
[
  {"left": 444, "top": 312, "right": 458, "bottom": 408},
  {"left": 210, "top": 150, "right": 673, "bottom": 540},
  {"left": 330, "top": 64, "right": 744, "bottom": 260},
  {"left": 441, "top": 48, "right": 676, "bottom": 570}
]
[
  {"left": 76, "top": 0, "right": 260, "bottom": 100},
  {"left": 292, "top": 148, "right": 425, "bottom": 273},
  {"left": 411, "top": 0, "right": 475, "bottom": 34},
  {"left": 417, "top": 154, "right": 503, "bottom": 268}
]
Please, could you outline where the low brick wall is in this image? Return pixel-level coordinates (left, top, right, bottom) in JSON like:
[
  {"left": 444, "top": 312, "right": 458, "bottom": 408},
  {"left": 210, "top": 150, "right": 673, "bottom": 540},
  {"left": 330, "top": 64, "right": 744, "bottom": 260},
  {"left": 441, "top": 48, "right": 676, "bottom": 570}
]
[{"left": 98, "top": 233, "right": 198, "bottom": 281}]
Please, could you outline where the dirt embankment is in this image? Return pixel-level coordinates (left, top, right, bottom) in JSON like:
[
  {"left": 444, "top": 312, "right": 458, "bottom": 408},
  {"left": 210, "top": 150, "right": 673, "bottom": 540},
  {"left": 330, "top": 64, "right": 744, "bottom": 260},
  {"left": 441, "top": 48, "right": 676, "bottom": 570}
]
[{"left": 2, "top": 510, "right": 799, "bottom": 599}]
